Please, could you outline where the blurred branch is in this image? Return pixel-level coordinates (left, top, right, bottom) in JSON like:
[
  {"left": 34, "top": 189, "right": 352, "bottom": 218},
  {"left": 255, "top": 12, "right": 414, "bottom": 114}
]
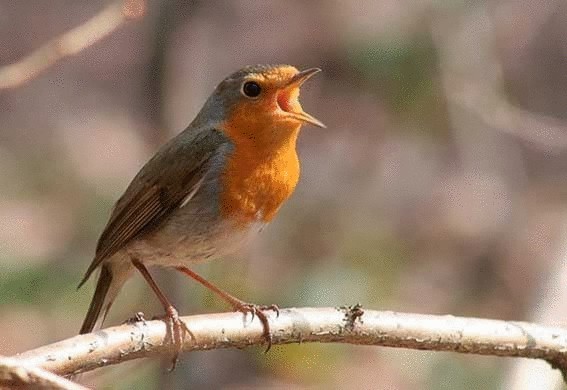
[
  {"left": 0, "top": 357, "right": 87, "bottom": 390},
  {"left": 12, "top": 307, "right": 567, "bottom": 382},
  {"left": 0, "top": 0, "right": 145, "bottom": 90},
  {"left": 448, "top": 78, "right": 567, "bottom": 154},
  {"left": 433, "top": 4, "right": 567, "bottom": 156}
]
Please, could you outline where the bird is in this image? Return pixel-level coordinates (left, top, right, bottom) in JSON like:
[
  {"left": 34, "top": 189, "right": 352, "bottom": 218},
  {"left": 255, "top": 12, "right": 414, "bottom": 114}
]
[{"left": 78, "top": 64, "right": 325, "bottom": 364}]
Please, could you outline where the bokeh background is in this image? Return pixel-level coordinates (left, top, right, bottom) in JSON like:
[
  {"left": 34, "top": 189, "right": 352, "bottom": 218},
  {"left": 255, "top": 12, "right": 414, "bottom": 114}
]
[{"left": 2, "top": 0, "right": 567, "bottom": 388}]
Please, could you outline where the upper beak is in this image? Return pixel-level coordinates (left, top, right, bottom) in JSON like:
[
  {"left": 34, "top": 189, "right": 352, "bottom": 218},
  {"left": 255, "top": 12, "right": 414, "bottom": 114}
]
[
  {"left": 286, "top": 67, "right": 322, "bottom": 88},
  {"left": 284, "top": 68, "right": 326, "bottom": 128}
]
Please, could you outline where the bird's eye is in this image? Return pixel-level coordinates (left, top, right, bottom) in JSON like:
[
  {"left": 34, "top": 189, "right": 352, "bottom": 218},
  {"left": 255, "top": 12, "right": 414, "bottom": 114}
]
[{"left": 242, "top": 81, "right": 262, "bottom": 98}]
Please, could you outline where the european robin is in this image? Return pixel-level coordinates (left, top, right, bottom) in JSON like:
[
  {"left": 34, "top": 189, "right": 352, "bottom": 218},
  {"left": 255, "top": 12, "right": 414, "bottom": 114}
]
[{"left": 78, "top": 64, "right": 324, "bottom": 363}]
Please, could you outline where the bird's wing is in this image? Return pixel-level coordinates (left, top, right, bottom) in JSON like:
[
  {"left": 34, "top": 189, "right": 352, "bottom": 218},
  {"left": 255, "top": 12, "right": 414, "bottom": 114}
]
[{"left": 78, "top": 128, "right": 230, "bottom": 287}]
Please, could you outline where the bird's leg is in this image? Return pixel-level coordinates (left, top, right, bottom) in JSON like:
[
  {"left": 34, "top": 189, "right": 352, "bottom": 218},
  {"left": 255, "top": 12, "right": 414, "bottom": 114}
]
[
  {"left": 132, "top": 259, "right": 191, "bottom": 369},
  {"left": 175, "top": 266, "right": 278, "bottom": 351}
]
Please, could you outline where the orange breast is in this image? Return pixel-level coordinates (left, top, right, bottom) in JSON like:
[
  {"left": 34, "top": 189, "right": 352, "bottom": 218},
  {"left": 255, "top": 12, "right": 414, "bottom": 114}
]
[{"left": 219, "top": 118, "right": 301, "bottom": 225}]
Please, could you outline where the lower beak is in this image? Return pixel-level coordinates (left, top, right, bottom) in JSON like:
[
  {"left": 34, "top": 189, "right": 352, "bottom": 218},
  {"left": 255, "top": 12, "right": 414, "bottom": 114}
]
[
  {"left": 282, "top": 68, "right": 326, "bottom": 128},
  {"left": 289, "top": 111, "right": 326, "bottom": 128}
]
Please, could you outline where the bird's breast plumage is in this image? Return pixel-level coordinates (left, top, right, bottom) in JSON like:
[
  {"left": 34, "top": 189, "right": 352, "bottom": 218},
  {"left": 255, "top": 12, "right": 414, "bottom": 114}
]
[
  {"left": 219, "top": 132, "right": 301, "bottom": 225},
  {"left": 220, "top": 148, "right": 300, "bottom": 224}
]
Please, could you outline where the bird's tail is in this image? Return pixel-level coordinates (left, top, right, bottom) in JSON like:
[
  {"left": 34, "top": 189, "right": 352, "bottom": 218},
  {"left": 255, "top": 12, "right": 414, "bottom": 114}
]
[
  {"left": 79, "top": 260, "right": 133, "bottom": 334},
  {"left": 79, "top": 264, "right": 114, "bottom": 334}
]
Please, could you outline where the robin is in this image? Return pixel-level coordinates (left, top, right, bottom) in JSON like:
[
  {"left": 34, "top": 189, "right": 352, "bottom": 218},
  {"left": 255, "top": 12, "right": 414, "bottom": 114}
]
[{"left": 78, "top": 64, "right": 325, "bottom": 363}]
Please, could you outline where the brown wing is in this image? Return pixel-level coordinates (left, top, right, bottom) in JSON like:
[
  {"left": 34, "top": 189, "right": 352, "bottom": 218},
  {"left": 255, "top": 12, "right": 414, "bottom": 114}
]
[{"left": 78, "top": 128, "right": 230, "bottom": 287}]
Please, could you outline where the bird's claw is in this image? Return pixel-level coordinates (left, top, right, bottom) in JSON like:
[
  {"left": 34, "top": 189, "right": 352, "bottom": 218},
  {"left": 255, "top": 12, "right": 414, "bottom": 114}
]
[
  {"left": 238, "top": 303, "right": 279, "bottom": 318},
  {"left": 233, "top": 303, "right": 279, "bottom": 352},
  {"left": 266, "top": 304, "right": 280, "bottom": 318},
  {"left": 156, "top": 306, "right": 193, "bottom": 371}
]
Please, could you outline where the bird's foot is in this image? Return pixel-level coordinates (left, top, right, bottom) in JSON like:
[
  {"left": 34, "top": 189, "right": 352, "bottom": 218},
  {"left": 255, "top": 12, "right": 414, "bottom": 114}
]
[
  {"left": 231, "top": 301, "right": 279, "bottom": 352},
  {"left": 155, "top": 306, "right": 193, "bottom": 370},
  {"left": 173, "top": 266, "right": 278, "bottom": 351}
]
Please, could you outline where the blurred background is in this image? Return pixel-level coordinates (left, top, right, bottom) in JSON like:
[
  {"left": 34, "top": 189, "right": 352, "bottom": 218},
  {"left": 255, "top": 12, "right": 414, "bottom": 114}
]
[{"left": 2, "top": 0, "right": 567, "bottom": 388}]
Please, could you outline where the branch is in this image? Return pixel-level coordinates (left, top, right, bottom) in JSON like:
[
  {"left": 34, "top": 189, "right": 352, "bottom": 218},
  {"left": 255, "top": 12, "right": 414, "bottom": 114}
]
[
  {"left": 0, "top": 357, "right": 88, "bottom": 390},
  {"left": 0, "top": 0, "right": 145, "bottom": 89},
  {"left": 12, "top": 307, "right": 567, "bottom": 381}
]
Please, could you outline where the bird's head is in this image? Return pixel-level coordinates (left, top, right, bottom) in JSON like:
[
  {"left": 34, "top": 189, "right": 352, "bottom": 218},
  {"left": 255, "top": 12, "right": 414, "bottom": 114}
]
[{"left": 199, "top": 65, "right": 324, "bottom": 148}]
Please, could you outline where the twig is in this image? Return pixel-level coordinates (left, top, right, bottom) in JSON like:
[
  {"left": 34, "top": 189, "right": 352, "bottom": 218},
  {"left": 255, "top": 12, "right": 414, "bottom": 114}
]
[
  {"left": 0, "top": 357, "right": 88, "bottom": 389},
  {"left": 0, "top": 0, "right": 145, "bottom": 89},
  {"left": 11, "top": 307, "right": 567, "bottom": 381},
  {"left": 432, "top": 4, "right": 567, "bottom": 154}
]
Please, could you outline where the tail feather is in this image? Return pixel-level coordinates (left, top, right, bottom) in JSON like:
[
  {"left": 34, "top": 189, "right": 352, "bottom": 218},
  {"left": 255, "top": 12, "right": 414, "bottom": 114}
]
[{"left": 79, "top": 264, "right": 113, "bottom": 334}]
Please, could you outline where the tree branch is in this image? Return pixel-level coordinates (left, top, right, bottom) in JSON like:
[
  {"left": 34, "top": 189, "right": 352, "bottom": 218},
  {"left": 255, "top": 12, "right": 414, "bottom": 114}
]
[
  {"left": 11, "top": 307, "right": 567, "bottom": 381},
  {"left": 0, "top": 357, "right": 88, "bottom": 390},
  {"left": 0, "top": 0, "right": 145, "bottom": 89}
]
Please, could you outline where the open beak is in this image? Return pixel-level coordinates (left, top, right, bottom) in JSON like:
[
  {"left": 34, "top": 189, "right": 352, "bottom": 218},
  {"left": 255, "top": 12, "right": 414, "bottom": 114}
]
[{"left": 280, "top": 68, "right": 326, "bottom": 128}]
